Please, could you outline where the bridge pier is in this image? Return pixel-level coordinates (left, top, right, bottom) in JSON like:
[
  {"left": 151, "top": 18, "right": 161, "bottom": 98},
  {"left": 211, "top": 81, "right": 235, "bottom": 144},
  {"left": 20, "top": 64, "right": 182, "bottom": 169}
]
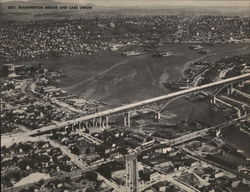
[
  {"left": 213, "top": 97, "right": 216, "bottom": 104},
  {"left": 81, "top": 121, "right": 85, "bottom": 130},
  {"left": 210, "top": 95, "right": 217, "bottom": 104},
  {"left": 66, "top": 125, "right": 70, "bottom": 132},
  {"left": 127, "top": 112, "right": 131, "bottom": 127},
  {"left": 236, "top": 121, "right": 241, "bottom": 127},
  {"left": 124, "top": 115, "right": 127, "bottom": 126},
  {"left": 95, "top": 118, "right": 98, "bottom": 127},
  {"left": 67, "top": 125, "right": 71, "bottom": 132},
  {"left": 123, "top": 112, "right": 131, "bottom": 127},
  {"left": 105, "top": 116, "right": 109, "bottom": 128},
  {"left": 238, "top": 80, "right": 245, "bottom": 87},
  {"left": 98, "top": 117, "right": 102, "bottom": 128},
  {"left": 96, "top": 116, "right": 109, "bottom": 129},
  {"left": 72, "top": 124, "right": 75, "bottom": 132},
  {"left": 210, "top": 96, "right": 217, "bottom": 104},
  {"left": 79, "top": 122, "right": 85, "bottom": 131},
  {"left": 92, "top": 118, "right": 95, "bottom": 127},
  {"left": 78, "top": 122, "right": 81, "bottom": 130},
  {"left": 154, "top": 112, "right": 161, "bottom": 121},
  {"left": 61, "top": 127, "right": 65, "bottom": 132},
  {"left": 102, "top": 118, "right": 106, "bottom": 128},
  {"left": 227, "top": 84, "right": 233, "bottom": 95}
]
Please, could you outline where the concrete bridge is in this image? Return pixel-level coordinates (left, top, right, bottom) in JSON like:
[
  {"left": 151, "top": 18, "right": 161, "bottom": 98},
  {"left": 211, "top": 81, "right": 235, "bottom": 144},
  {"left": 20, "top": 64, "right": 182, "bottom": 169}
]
[
  {"left": 160, "top": 114, "right": 248, "bottom": 146},
  {"left": 6, "top": 73, "right": 250, "bottom": 138},
  {"left": 232, "top": 88, "right": 250, "bottom": 100}
]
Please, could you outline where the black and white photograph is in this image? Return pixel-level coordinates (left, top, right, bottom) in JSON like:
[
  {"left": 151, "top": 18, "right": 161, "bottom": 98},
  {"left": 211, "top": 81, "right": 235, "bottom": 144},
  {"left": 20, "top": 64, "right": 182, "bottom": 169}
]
[{"left": 0, "top": 0, "right": 250, "bottom": 192}]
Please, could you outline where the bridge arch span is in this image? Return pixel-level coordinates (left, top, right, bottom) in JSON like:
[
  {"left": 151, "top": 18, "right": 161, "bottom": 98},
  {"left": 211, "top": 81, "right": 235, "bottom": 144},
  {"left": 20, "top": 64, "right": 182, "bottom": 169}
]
[
  {"left": 214, "top": 83, "right": 233, "bottom": 96},
  {"left": 158, "top": 94, "right": 192, "bottom": 113}
]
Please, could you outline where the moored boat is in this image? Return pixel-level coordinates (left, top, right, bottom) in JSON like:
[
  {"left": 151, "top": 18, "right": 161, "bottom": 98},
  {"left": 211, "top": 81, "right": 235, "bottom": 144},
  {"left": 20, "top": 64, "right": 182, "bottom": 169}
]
[{"left": 122, "top": 51, "right": 141, "bottom": 56}]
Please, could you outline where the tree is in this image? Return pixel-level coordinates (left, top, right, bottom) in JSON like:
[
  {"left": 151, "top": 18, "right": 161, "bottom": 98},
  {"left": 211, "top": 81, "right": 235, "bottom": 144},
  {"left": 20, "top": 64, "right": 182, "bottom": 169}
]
[
  {"left": 97, "top": 166, "right": 111, "bottom": 179},
  {"left": 64, "top": 176, "right": 71, "bottom": 183},
  {"left": 118, "top": 147, "right": 128, "bottom": 155},
  {"left": 85, "top": 187, "right": 95, "bottom": 192},
  {"left": 71, "top": 147, "right": 80, "bottom": 155},
  {"left": 85, "top": 171, "right": 98, "bottom": 181},
  {"left": 20, "top": 189, "right": 28, "bottom": 192},
  {"left": 38, "top": 179, "right": 45, "bottom": 186},
  {"left": 1, "top": 146, "right": 7, "bottom": 155},
  {"left": 12, "top": 155, "right": 19, "bottom": 163}
]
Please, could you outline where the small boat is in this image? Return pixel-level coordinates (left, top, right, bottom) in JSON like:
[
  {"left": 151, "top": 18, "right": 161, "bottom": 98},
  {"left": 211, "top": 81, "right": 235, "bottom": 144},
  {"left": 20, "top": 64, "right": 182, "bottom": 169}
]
[
  {"left": 161, "top": 51, "right": 174, "bottom": 57},
  {"left": 153, "top": 51, "right": 174, "bottom": 57},
  {"left": 199, "top": 49, "right": 209, "bottom": 54},
  {"left": 122, "top": 51, "right": 141, "bottom": 56},
  {"left": 144, "top": 48, "right": 151, "bottom": 52},
  {"left": 189, "top": 45, "right": 203, "bottom": 50},
  {"left": 164, "top": 80, "right": 189, "bottom": 90}
]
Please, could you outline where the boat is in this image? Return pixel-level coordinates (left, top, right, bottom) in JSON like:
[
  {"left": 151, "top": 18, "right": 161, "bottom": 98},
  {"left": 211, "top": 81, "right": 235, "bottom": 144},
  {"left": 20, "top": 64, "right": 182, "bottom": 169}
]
[
  {"left": 144, "top": 48, "right": 152, "bottom": 52},
  {"left": 153, "top": 51, "right": 174, "bottom": 57},
  {"left": 163, "top": 80, "right": 189, "bottom": 90},
  {"left": 122, "top": 51, "right": 141, "bottom": 56},
  {"left": 199, "top": 49, "right": 209, "bottom": 54},
  {"left": 203, "top": 41, "right": 215, "bottom": 46},
  {"left": 189, "top": 45, "right": 203, "bottom": 50}
]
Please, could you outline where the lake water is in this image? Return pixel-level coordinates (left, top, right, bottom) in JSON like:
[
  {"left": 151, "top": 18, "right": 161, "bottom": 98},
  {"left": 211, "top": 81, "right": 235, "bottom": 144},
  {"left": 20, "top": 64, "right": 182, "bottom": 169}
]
[
  {"left": 222, "top": 128, "right": 250, "bottom": 159},
  {"left": 4, "top": 43, "right": 249, "bottom": 126}
]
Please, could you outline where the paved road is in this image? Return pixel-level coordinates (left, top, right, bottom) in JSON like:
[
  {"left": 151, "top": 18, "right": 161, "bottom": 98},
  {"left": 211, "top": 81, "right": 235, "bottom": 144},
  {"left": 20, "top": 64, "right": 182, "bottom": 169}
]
[
  {"left": 183, "top": 148, "right": 250, "bottom": 181},
  {"left": 159, "top": 115, "right": 247, "bottom": 146},
  {"left": 42, "top": 137, "right": 126, "bottom": 192},
  {"left": 233, "top": 88, "right": 250, "bottom": 99},
  {"left": 141, "top": 163, "right": 200, "bottom": 192},
  {"left": 75, "top": 130, "right": 103, "bottom": 145},
  {"left": 4, "top": 170, "right": 84, "bottom": 192},
  {"left": 29, "top": 82, "right": 85, "bottom": 114}
]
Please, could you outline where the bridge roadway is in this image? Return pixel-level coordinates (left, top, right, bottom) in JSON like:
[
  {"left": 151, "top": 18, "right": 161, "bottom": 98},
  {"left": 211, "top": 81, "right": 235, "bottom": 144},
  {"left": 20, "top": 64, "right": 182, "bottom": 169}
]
[
  {"left": 233, "top": 88, "right": 250, "bottom": 99},
  {"left": 3, "top": 73, "right": 250, "bottom": 139},
  {"left": 159, "top": 114, "right": 248, "bottom": 146}
]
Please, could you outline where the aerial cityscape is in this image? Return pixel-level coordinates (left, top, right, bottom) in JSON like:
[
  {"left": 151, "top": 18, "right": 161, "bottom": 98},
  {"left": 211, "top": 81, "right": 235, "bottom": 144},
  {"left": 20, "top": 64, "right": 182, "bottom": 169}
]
[{"left": 1, "top": 0, "right": 250, "bottom": 192}]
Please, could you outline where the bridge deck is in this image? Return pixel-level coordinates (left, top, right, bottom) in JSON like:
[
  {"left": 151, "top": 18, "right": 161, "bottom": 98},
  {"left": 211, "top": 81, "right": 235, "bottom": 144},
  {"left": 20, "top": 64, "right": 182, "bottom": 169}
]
[{"left": 7, "top": 73, "right": 250, "bottom": 136}]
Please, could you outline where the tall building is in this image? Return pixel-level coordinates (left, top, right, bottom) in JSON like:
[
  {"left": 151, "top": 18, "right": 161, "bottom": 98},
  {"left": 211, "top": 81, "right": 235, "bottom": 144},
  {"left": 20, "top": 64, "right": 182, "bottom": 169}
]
[{"left": 126, "top": 154, "right": 139, "bottom": 192}]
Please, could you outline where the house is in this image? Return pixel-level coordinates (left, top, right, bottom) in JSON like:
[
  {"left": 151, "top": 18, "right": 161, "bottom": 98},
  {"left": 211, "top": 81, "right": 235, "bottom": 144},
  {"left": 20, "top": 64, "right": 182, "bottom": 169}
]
[
  {"left": 96, "top": 144, "right": 111, "bottom": 156},
  {"left": 231, "top": 179, "right": 241, "bottom": 188},
  {"left": 214, "top": 171, "right": 224, "bottom": 178},
  {"left": 76, "top": 141, "right": 95, "bottom": 154},
  {"left": 144, "top": 188, "right": 154, "bottom": 192},
  {"left": 26, "top": 165, "right": 31, "bottom": 170},
  {"left": 158, "top": 185, "right": 167, "bottom": 192},
  {"left": 156, "top": 145, "right": 172, "bottom": 154}
]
